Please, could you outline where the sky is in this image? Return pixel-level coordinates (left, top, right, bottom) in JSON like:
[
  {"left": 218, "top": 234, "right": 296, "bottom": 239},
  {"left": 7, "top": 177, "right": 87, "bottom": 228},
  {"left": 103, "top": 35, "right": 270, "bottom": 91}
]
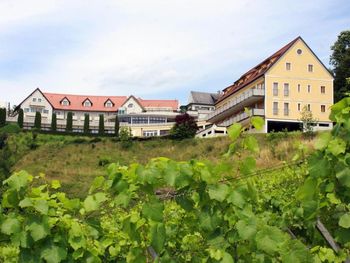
[{"left": 0, "top": 0, "right": 349, "bottom": 106}]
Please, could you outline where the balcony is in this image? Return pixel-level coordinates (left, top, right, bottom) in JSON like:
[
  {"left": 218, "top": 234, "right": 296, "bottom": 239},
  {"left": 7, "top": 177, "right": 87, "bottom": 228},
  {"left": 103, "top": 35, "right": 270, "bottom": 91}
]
[
  {"left": 207, "top": 88, "right": 265, "bottom": 123},
  {"left": 218, "top": 108, "right": 265, "bottom": 127}
]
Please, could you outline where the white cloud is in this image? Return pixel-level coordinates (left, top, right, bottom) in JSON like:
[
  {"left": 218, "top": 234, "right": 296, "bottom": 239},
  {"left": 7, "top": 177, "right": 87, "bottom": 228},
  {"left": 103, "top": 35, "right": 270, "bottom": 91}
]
[{"left": 0, "top": 0, "right": 348, "bottom": 105}]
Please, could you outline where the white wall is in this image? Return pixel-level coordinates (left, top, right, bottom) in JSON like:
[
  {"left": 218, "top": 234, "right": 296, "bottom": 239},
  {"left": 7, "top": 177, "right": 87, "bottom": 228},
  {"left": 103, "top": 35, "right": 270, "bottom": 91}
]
[{"left": 21, "top": 90, "right": 53, "bottom": 121}]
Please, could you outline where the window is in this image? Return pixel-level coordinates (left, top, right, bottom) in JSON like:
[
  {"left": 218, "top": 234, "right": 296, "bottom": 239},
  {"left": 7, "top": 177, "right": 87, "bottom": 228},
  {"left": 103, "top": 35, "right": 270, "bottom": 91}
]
[
  {"left": 284, "top": 83, "right": 289, "bottom": 96},
  {"left": 298, "top": 103, "right": 301, "bottom": 111},
  {"left": 128, "top": 103, "right": 133, "bottom": 108},
  {"left": 307, "top": 104, "right": 311, "bottom": 111},
  {"left": 297, "top": 49, "right": 302, "bottom": 55},
  {"left": 286, "top": 62, "right": 291, "bottom": 70},
  {"left": 61, "top": 99, "right": 69, "bottom": 106},
  {"left": 143, "top": 130, "right": 158, "bottom": 137},
  {"left": 32, "top": 98, "right": 37, "bottom": 102},
  {"left": 273, "top": 82, "right": 278, "bottom": 96},
  {"left": 273, "top": 102, "right": 278, "bottom": 115},
  {"left": 321, "top": 86, "right": 325, "bottom": 94},
  {"left": 118, "top": 108, "right": 125, "bottom": 115},
  {"left": 105, "top": 101, "right": 113, "bottom": 108},
  {"left": 83, "top": 100, "right": 92, "bottom": 107},
  {"left": 284, "top": 103, "right": 289, "bottom": 116},
  {"left": 43, "top": 109, "right": 49, "bottom": 114},
  {"left": 38, "top": 98, "right": 42, "bottom": 102},
  {"left": 24, "top": 108, "right": 29, "bottom": 113},
  {"left": 30, "top": 108, "right": 36, "bottom": 112},
  {"left": 321, "top": 105, "right": 326, "bottom": 113},
  {"left": 308, "top": 64, "right": 313, "bottom": 72},
  {"left": 319, "top": 123, "right": 329, "bottom": 127},
  {"left": 298, "top": 84, "right": 301, "bottom": 93},
  {"left": 307, "top": 85, "right": 311, "bottom": 93}
]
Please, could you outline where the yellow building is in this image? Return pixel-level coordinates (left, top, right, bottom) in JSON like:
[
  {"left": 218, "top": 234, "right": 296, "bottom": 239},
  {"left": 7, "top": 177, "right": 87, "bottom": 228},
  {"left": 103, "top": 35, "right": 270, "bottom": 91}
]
[{"left": 205, "top": 36, "right": 333, "bottom": 135}]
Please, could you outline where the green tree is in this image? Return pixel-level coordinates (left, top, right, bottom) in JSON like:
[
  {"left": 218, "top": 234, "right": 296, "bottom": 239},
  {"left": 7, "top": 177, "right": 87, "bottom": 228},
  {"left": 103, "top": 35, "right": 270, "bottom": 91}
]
[
  {"left": 114, "top": 115, "right": 120, "bottom": 137},
  {"left": 34, "top": 111, "right": 41, "bottom": 130},
  {"left": 99, "top": 114, "right": 104, "bottom": 135},
  {"left": 299, "top": 105, "right": 318, "bottom": 139},
  {"left": 66, "top": 112, "right": 73, "bottom": 132},
  {"left": 84, "top": 114, "right": 90, "bottom": 134},
  {"left": 17, "top": 109, "right": 23, "bottom": 129},
  {"left": 170, "top": 113, "right": 198, "bottom": 140},
  {"left": 330, "top": 30, "right": 350, "bottom": 102},
  {"left": 119, "top": 126, "right": 132, "bottom": 148},
  {"left": 51, "top": 113, "right": 57, "bottom": 131},
  {"left": 0, "top": 108, "right": 6, "bottom": 127}
]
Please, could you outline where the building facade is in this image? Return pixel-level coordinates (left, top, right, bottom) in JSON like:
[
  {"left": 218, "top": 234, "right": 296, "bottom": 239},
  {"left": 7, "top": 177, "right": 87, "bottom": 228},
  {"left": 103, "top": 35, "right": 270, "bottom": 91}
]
[
  {"left": 204, "top": 36, "right": 333, "bottom": 136},
  {"left": 13, "top": 88, "right": 179, "bottom": 137}
]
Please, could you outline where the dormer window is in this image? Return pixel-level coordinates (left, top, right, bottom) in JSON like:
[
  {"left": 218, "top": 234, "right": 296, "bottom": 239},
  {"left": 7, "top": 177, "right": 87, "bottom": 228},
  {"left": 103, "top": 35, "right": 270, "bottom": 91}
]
[
  {"left": 83, "top": 99, "right": 92, "bottom": 107},
  {"left": 104, "top": 99, "right": 114, "bottom": 108},
  {"left": 61, "top": 98, "right": 70, "bottom": 106}
]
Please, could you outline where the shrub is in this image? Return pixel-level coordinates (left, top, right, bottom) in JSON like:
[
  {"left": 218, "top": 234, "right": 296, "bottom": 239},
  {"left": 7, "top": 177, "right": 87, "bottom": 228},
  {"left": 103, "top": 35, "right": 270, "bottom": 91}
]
[
  {"left": 99, "top": 114, "right": 104, "bottom": 135},
  {"left": 299, "top": 105, "right": 318, "bottom": 140},
  {"left": 66, "top": 112, "right": 73, "bottom": 132},
  {"left": 115, "top": 115, "right": 120, "bottom": 137},
  {"left": 0, "top": 124, "right": 21, "bottom": 134},
  {"left": 0, "top": 108, "right": 6, "bottom": 127},
  {"left": 170, "top": 113, "right": 198, "bottom": 140},
  {"left": 34, "top": 112, "right": 41, "bottom": 130},
  {"left": 51, "top": 113, "right": 57, "bottom": 131},
  {"left": 119, "top": 127, "right": 132, "bottom": 149},
  {"left": 17, "top": 109, "right": 23, "bottom": 128},
  {"left": 84, "top": 114, "right": 90, "bottom": 134}
]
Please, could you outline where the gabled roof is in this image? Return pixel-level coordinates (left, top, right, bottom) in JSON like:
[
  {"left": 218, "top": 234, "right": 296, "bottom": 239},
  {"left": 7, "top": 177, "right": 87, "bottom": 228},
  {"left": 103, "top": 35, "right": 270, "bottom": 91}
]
[
  {"left": 188, "top": 91, "right": 219, "bottom": 105},
  {"left": 44, "top": 93, "right": 127, "bottom": 112},
  {"left": 216, "top": 36, "right": 301, "bottom": 103},
  {"left": 15, "top": 88, "right": 55, "bottom": 111}
]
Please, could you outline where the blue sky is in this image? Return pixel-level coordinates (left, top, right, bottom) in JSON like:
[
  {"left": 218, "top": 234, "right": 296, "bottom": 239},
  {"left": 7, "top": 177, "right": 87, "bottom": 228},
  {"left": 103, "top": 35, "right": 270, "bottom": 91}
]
[{"left": 0, "top": 0, "right": 349, "bottom": 106}]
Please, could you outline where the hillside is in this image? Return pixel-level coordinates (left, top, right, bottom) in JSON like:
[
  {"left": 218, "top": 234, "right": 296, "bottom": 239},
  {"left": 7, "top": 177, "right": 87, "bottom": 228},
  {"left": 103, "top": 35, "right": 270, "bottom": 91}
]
[{"left": 8, "top": 131, "right": 315, "bottom": 198}]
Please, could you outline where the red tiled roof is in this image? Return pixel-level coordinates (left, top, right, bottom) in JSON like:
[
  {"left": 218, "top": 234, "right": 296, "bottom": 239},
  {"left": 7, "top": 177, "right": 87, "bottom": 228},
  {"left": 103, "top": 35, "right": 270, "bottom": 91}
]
[
  {"left": 42, "top": 92, "right": 178, "bottom": 112},
  {"left": 139, "top": 99, "right": 178, "bottom": 110},
  {"left": 44, "top": 93, "right": 127, "bottom": 112},
  {"left": 216, "top": 36, "right": 301, "bottom": 103}
]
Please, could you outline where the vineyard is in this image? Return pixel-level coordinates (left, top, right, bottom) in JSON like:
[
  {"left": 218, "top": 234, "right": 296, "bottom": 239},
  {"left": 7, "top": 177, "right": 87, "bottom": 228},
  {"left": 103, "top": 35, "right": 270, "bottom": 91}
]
[{"left": 0, "top": 97, "right": 350, "bottom": 262}]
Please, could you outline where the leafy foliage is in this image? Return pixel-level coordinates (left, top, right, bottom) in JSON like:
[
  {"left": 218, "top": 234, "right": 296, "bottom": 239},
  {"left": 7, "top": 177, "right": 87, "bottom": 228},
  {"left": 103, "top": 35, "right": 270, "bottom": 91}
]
[
  {"left": 83, "top": 114, "right": 90, "bottom": 134},
  {"left": 66, "top": 112, "right": 73, "bottom": 132},
  {"left": 51, "top": 113, "right": 57, "bottom": 132},
  {"left": 98, "top": 114, "right": 104, "bottom": 135},
  {"left": 330, "top": 30, "right": 350, "bottom": 102},
  {"left": 0, "top": 108, "right": 6, "bottom": 128},
  {"left": 1, "top": 99, "right": 350, "bottom": 261},
  {"left": 170, "top": 113, "right": 198, "bottom": 139},
  {"left": 17, "top": 108, "right": 24, "bottom": 129},
  {"left": 34, "top": 112, "right": 42, "bottom": 130}
]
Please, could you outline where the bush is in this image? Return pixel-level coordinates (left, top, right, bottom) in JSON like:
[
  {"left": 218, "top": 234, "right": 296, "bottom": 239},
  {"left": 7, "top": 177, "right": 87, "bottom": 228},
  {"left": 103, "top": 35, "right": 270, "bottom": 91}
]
[
  {"left": 0, "top": 124, "right": 21, "bottom": 134},
  {"left": 0, "top": 108, "right": 6, "bottom": 127},
  {"left": 115, "top": 115, "right": 120, "bottom": 137},
  {"left": 119, "top": 127, "right": 132, "bottom": 149},
  {"left": 99, "top": 114, "right": 104, "bottom": 135},
  {"left": 51, "top": 113, "right": 57, "bottom": 131},
  {"left": 170, "top": 113, "right": 198, "bottom": 140},
  {"left": 98, "top": 156, "right": 111, "bottom": 166},
  {"left": 17, "top": 109, "right": 23, "bottom": 128},
  {"left": 84, "top": 114, "right": 90, "bottom": 134},
  {"left": 66, "top": 112, "right": 73, "bottom": 132},
  {"left": 34, "top": 112, "right": 41, "bottom": 130}
]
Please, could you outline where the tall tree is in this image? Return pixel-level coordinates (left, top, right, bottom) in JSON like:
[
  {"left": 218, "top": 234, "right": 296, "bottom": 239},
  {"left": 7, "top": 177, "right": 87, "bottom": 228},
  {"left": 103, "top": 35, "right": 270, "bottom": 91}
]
[
  {"left": 114, "top": 115, "right": 120, "bottom": 137},
  {"left": 51, "top": 113, "right": 57, "bottom": 131},
  {"left": 84, "top": 114, "right": 90, "bottom": 134},
  {"left": 17, "top": 109, "right": 24, "bottom": 128},
  {"left": 0, "top": 108, "right": 6, "bottom": 127},
  {"left": 330, "top": 30, "right": 350, "bottom": 102},
  {"left": 99, "top": 114, "right": 104, "bottom": 135},
  {"left": 66, "top": 112, "right": 73, "bottom": 132},
  {"left": 34, "top": 112, "right": 41, "bottom": 130}
]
